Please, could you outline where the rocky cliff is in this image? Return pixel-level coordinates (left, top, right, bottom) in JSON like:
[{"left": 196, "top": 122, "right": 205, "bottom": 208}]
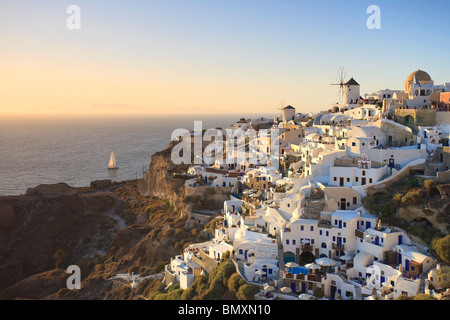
[{"left": 138, "top": 141, "right": 189, "bottom": 216}]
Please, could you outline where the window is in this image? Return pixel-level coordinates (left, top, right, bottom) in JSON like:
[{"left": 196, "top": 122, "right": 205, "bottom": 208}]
[
  {"left": 343, "top": 222, "right": 346, "bottom": 228},
  {"left": 239, "top": 249, "right": 243, "bottom": 254},
  {"left": 369, "top": 178, "right": 373, "bottom": 183},
  {"left": 353, "top": 197, "right": 357, "bottom": 205},
  {"left": 346, "top": 177, "right": 350, "bottom": 182},
  {"left": 333, "top": 236, "right": 336, "bottom": 241},
  {"left": 362, "top": 170, "right": 366, "bottom": 176},
  {"left": 355, "top": 177, "right": 359, "bottom": 182},
  {"left": 326, "top": 231, "right": 329, "bottom": 236},
  {"left": 334, "top": 177, "right": 337, "bottom": 181},
  {"left": 343, "top": 238, "right": 346, "bottom": 243},
  {"left": 286, "top": 239, "right": 289, "bottom": 245},
  {"left": 320, "top": 230, "right": 322, "bottom": 235},
  {"left": 301, "top": 225, "right": 304, "bottom": 231},
  {"left": 310, "top": 226, "right": 314, "bottom": 231},
  {"left": 352, "top": 142, "right": 356, "bottom": 147},
  {"left": 292, "top": 240, "right": 296, "bottom": 245}
]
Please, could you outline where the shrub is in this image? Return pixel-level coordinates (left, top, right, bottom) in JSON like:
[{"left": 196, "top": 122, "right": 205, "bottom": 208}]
[
  {"left": 401, "top": 191, "right": 425, "bottom": 206},
  {"left": 153, "top": 293, "right": 168, "bottom": 300},
  {"left": 154, "top": 261, "right": 167, "bottom": 274},
  {"left": 395, "top": 295, "right": 413, "bottom": 300},
  {"left": 432, "top": 235, "right": 450, "bottom": 264},
  {"left": 413, "top": 293, "right": 437, "bottom": 300},
  {"left": 167, "top": 288, "right": 184, "bottom": 300},
  {"left": 208, "top": 259, "right": 236, "bottom": 287},
  {"left": 202, "top": 278, "right": 226, "bottom": 299},
  {"left": 313, "top": 287, "right": 324, "bottom": 299},
  {"left": 424, "top": 179, "right": 439, "bottom": 197},
  {"left": 236, "top": 284, "right": 259, "bottom": 300},
  {"left": 228, "top": 273, "right": 245, "bottom": 293},
  {"left": 53, "top": 249, "right": 70, "bottom": 269}
]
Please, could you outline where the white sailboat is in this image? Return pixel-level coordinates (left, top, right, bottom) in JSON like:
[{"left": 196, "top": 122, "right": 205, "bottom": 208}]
[{"left": 108, "top": 151, "right": 119, "bottom": 170}]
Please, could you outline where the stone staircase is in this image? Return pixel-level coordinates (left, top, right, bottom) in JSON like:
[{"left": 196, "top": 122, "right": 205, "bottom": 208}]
[
  {"left": 419, "top": 262, "right": 437, "bottom": 294},
  {"left": 337, "top": 270, "right": 362, "bottom": 300},
  {"left": 354, "top": 286, "right": 362, "bottom": 300}
]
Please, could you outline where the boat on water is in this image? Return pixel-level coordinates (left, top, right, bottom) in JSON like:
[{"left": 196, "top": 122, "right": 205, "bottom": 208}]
[{"left": 108, "top": 151, "right": 119, "bottom": 170}]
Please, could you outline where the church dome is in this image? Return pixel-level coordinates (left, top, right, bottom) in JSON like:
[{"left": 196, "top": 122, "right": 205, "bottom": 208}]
[
  {"left": 404, "top": 69, "right": 433, "bottom": 93},
  {"left": 406, "top": 69, "right": 432, "bottom": 83}
]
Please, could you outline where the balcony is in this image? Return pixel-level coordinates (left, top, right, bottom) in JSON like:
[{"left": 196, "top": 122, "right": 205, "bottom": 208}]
[
  {"left": 332, "top": 243, "right": 345, "bottom": 250},
  {"left": 302, "top": 244, "right": 313, "bottom": 252},
  {"left": 296, "top": 274, "right": 305, "bottom": 280},
  {"left": 355, "top": 229, "right": 364, "bottom": 239},
  {"left": 318, "top": 220, "right": 332, "bottom": 229}
]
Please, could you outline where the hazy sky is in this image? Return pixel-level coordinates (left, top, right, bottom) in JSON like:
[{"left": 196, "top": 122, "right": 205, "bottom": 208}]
[{"left": 1, "top": 0, "right": 449, "bottom": 116}]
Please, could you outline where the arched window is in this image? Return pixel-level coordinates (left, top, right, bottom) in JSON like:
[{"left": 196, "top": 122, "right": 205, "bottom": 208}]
[{"left": 321, "top": 242, "right": 327, "bottom": 249}]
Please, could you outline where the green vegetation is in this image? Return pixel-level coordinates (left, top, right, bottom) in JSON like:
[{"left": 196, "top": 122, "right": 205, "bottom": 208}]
[
  {"left": 432, "top": 235, "right": 450, "bottom": 264},
  {"left": 139, "top": 252, "right": 259, "bottom": 300},
  {"left": 313, "top": 287, "right": 324, "bottom": 299},
  {"left": 363, "top": 177, "right": 446, "bottom": 247}
]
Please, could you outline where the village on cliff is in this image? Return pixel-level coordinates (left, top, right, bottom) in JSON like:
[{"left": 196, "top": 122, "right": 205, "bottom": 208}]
[{"left": 123, "top": 69, "right": 450, "bottom": 300}]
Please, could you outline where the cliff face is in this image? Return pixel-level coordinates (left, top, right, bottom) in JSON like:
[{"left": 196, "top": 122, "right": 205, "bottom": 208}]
[
  {"left": 0, "top": 193, "right": 117, "bottom": 293},
  {"left": 138, "top": 142, "right": 189, "bottom": 215},
  {"left": 0, "top": 141, "right": 225, "bottom": 300}
]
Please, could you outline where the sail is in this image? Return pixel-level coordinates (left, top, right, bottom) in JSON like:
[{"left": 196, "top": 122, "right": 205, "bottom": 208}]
[{"left": 108, "top": 151, "right": 116, "bottom": 168}]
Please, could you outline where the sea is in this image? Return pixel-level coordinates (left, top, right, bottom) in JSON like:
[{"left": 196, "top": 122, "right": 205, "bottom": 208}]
[{"left": 0, "top": 113, "right": 269, "bottom": 196}]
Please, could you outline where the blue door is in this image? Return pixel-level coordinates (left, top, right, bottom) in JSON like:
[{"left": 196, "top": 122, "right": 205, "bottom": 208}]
[
  {"left": 337, "top": 237, "right": 342, "bottom": 247},
  {"left": 262, "top": 268, "right": 267, "bottom": 277},
  {"left": 398, "top": 235, "right": 403, "bottom": 245},
  {"left": 301, "top": 283, "right": 306, "bottom": 293},
  {"left": 381, "top": 276, "right": 385, "bottom": 284},
  {"left": 339, "top": 220, "right": 342, "bottom": 229},
  {"left": 398, "top": 253, "right": 402, "bottom": 265},
  {"left": 291, "top": 282, "right": 296, "bottom": 292},
  {"left": 366, "top": 222, "right": 371, "bottom": 229},
  {"left": 244, "top": 250, "right": 248, "bottom": 260},
  {"left": 405, "top": 259, "right": 409, "bottom": 271}
]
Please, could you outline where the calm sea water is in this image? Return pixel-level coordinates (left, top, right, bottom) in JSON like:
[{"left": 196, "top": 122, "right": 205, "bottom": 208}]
[{"left": 0, "top": 114, "right": 254, "bottom": 196}]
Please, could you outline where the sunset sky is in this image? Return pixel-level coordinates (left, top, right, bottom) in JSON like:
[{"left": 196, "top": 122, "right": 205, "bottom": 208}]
[{"left": 1, "top": 0, "right": 450, "bottom": 116}]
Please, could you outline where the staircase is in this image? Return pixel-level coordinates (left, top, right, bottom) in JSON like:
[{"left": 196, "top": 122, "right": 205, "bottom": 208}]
[
  {"left": 336, "top": 270, "right": 363, "bottom": 300},
  {"left": 418, "top": 262, "right": 437, "bottom": 294},
  {"left": 354, "top": 286, "right": 362, "bottom": 300}
]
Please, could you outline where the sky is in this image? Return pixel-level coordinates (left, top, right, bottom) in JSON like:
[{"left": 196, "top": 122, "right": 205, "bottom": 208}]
[{"left": 1, "top": 0, "right": 449, "bottom": 116}]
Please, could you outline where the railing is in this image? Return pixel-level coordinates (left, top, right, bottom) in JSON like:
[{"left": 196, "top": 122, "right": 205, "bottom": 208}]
[
  {"left": 306, "top": 274, "right": 321, "bottom": 282},
  {"left": 318, "top": 221, "right": 332, "bottom": 229},
  {"left": 355, "top": 229, "right": 364, "bottom": 239},
  {"left": 332, "top": 243, "right": 345, "bottom": 250}
]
